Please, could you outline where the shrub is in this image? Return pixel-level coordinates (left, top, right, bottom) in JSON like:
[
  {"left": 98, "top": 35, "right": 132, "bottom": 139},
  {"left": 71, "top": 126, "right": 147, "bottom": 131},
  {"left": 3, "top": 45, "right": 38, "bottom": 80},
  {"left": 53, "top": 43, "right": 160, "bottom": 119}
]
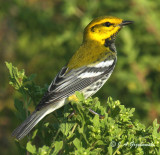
[{"left": 6, "top": 62, "right": 160, "bottom": 154}]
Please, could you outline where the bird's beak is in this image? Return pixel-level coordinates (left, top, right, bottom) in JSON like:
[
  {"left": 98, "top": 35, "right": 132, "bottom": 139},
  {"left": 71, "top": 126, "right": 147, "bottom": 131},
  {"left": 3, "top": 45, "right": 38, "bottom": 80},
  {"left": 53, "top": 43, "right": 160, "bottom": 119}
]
[{"left": 119, "top": 20, "right": 134, "bottom": 26}]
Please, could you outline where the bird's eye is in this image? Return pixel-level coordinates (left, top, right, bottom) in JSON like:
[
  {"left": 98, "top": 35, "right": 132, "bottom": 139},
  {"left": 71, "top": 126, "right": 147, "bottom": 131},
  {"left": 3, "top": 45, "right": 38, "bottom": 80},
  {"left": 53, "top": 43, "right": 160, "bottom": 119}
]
[{"left": 104, "top": 22, "right": 112, "bottom": 27}]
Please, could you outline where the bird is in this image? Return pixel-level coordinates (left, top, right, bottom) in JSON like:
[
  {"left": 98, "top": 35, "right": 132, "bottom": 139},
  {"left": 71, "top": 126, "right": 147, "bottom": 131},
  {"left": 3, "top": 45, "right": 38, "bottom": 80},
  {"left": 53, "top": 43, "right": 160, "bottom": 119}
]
[{"left": 12, "top": 16, "right": 133, "bottom": 140}]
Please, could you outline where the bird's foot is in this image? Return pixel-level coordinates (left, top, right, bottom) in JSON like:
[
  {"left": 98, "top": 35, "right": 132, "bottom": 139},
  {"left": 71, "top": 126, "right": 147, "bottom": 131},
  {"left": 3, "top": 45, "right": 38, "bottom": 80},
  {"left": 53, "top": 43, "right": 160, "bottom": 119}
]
[{"left": 88, "top": 108, "right": 105, "bottom": 119}]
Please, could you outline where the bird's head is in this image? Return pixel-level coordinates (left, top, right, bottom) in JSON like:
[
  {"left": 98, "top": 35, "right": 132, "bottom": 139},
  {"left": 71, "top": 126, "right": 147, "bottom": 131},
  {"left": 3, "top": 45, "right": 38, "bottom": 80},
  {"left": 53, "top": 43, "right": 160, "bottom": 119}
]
[{"left": 83, "top": 16, "right": 133, "bottom": 44}]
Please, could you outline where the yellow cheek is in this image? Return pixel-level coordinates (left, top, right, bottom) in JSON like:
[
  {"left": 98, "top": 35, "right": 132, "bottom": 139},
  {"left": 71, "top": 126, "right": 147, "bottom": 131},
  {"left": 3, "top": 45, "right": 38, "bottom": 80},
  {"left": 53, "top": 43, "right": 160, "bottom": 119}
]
[{"left": 88, "top": 26, "right": 121, "bottom": 43}]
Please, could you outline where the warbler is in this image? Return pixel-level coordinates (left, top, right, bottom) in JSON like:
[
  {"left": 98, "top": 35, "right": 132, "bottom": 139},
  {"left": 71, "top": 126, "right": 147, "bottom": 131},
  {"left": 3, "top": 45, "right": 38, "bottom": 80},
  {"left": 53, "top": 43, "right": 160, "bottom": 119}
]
[{"left": 12, "top": 16, "right": 133, "bottom": 140}]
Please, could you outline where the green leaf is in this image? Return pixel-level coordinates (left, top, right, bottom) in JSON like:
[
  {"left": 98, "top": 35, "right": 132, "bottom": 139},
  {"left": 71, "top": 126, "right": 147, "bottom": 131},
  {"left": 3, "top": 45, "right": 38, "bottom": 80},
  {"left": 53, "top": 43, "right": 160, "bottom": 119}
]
[
  {"left": 92, "top": 115, "right": 99, "bottom": 127},
  {"left": 73, "top": 138, "right": 81, "bottom": 149},
  {"left": 38, "top": 145, "right": 49, "bottom": 155},
  {"left": 32, "top": 129, "right": 38, "bottom": 140},
  {"left": 75, "top": 91, "right": 85, "bottom": 102},
  {"left": 5, "top": 62, "right": 27, "bottom": 90},
  {"left": 60, "top": 122, "right": 74, "bottom": 136},
  {"left": 152, "top": 119, "right": 160, "bottom": 138},
  {"left": 26, "top": 141, "right": 36, "bottom": 154},
  {"left": 53, "top": 141, "right": 63, "bottom": 155},
  {"left": 14, "top": 99, "right": 24, "bottom": 112},
  {"left": 14, "top": 98, "right": 26, "bottom": 120}
]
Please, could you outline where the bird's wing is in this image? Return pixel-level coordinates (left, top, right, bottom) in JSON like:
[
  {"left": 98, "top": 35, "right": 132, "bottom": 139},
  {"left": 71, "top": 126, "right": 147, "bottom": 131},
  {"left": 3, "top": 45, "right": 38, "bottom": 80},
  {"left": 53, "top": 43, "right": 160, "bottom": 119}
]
[{"left": 36, "top": 58, "right": 116, "bottom": 110}]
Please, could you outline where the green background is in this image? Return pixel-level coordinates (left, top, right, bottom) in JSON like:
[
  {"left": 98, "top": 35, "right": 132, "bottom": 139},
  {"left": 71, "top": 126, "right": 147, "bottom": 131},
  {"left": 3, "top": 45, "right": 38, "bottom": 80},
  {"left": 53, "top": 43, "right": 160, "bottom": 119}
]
[{"left": 0, "top": 0, "right": 160, "bottom": 154}]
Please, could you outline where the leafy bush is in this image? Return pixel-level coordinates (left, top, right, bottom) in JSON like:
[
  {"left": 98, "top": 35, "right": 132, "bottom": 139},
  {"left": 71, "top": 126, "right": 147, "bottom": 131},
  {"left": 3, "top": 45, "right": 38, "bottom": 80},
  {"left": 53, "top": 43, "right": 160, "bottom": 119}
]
[
  {"left": 1, "top": 0, "right": 160, "bottom": 154},
  {"left": 6, "top": 62, "right": 160, "bottom": 154}
]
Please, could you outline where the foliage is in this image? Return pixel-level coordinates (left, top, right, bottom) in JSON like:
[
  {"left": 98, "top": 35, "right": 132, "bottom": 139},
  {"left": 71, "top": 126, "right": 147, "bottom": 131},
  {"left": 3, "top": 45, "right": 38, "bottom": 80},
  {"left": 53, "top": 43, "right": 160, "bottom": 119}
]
[
  {"left": 6, "top": 62, "right": 160, "bottom": 154},
  {"left": 1, "top": 0, "right": 160, "bottom": 154}
]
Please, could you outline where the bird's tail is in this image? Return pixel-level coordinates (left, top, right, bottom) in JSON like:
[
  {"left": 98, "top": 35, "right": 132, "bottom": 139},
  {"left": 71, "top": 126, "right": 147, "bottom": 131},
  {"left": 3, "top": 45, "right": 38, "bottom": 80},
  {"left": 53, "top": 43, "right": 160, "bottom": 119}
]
[
  {"left": 12, "top": 103, "right": 59, "bottom": 140},
  {"left": 12, "top": 100, "right": 65, "bottom": 140},
  {"left": 12, "top": 109, "right": 48, "bottom": 140}
]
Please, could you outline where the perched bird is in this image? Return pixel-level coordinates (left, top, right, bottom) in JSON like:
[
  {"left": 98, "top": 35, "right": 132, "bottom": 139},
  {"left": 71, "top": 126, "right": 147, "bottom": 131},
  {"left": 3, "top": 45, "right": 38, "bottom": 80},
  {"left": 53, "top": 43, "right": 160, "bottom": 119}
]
[{"left": 12, "top": 16, "right": 133, "bottom": 140}]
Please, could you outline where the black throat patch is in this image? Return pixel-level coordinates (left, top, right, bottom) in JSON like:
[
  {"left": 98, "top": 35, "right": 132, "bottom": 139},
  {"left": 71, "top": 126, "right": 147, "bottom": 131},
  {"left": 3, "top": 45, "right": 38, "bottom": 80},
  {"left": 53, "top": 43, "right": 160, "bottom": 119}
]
[{"left": 104, "top": 35, "right": 116, "bottom": 52}]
